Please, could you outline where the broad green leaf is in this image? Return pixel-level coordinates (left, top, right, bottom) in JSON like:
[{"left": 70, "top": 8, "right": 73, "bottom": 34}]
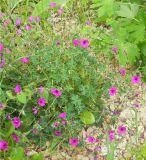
[
  {"left": 10, "top": 147, "right": 25, "bottom": 160},
  {"left": 17, "top": 92, "right": 27, "bottom": 104},
  {"left": 32, "top": 0, "right": 66, "bottom": 16},
  {"left": 80, "top": 111, "right": 95, "bottom": 125},
  {"left": 117, "top": 4, "right": 139, "bottom": 19},
  {"left": 32, "top": 153, "right": 44, "bottom": 160},
  {"left": 6, "top": 90, "right": 15, "bottom": 99}
]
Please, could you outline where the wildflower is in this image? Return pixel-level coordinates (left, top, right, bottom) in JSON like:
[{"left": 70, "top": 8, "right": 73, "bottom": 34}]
[
  {"left": 53, "top": 122, "right": 59, "bottom": 128},
  {"left": 118, "top": 126, "right": 126, "bottom": 135},
  {"left": 69, "top": 138, "right": 79, "bottom": 147},
  {"left": 15, "top": 85, "right": 22, "bottom": 94},
  {"left": 35, "top": 16, "right": 40, "bottom": 22},
  {"left": 112, "top": 47, "right": 118, "bottom": 53},
  {"left": 87, "top": 136, "right": 95, "bottom": 144},
  {"left": 119, "top": 68, "right": 126, "bottom": 76},
  {"left": 33, "top": 128, "right": 38, "bottom": 134},
  {"left": 58, "top": 8, "right": 64, "bottom": 15},
  {"left": 51, "top": 88, "right": 62, "bottom": 97},
  {"left": 0, "top": 43, "right": 4, "bottom": 51},
  {"left": 59, "top": 112, "right": 67, "bottom": 119},
  {"left": 39, "top": 86, "right": 44, "bottom": 94},
  {"left": 0, "top": 59, "right": 5, "bottom": 68},
  {"left": 37, "top": 97, "right": 46, "bottom": 107},
  {"left": 3, "top": 19, "right": 11, "bottom": 27},
  {"left": 49, "top": 2, "right": 56, "bottom": 8},
  {"left": 11, "top": 134, "right": 19, "bottom": 143},
  {"left": 108, "top": 130, "right": 115, "bottom": 141},
  {"left": 0, "top": 140, "right": 8, "bottom": 151},
  {"left": 25, "top": 25, "right": 31, "bottom": 31},
  {"left": 131, "top": 76, "right": 141, "bottom": 84},
  {"left": 54, "top": 131, "right": 62, "bottom": 136},
  {"left": 73, "top": 39, "right": 79, "bottom": 46},
  {"left": 15, "top": 19, "right": 21, "bottom": 26},
  {"left": 32, "top": 108, "right": 38, "bottom": 115},
  {"left": 28, "top": 16, "right": 34, "bottom": 22},
  {"left": 6, "top": 48, "right": 11, "bottom": 54},
  {"left": 0, "top": 103, "right": 5, "bottom": 110},
  {"left": 12, "top": 117, "right": 21, "bottom": 128},
  {"left": 7, "top": 115, "right": 11, "bottom": 120},
  {"left": 16, "top": 29, "right": 22, "bottom": 36},
  {"left": 61, "top": 120, "right": 67, "bottom": 125},
  {"left": 21, "top": 57, "right": 29, "bottom": 63},
  {"left": 80, "top": 38, "right": 89, "bottom": 48},
  {"left": 86, "top": 21, "right": 91, "bottom": 26},
  {"left": 109, "top": 86, "right": 117, "bottom": 96}
]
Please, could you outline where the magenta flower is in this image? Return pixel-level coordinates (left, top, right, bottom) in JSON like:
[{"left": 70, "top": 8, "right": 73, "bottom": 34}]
[
  {"left": 53, "top": 122, "right": 59, "bottom": 128},
  {"left": 112, "top": 47, "right": 118, "bottom": 53},
  {"left": 32, "top": 108, "right": 38, "bottom": 115},
  {"left": 69, "top": 138, "right": 79, "bottom": 147},
  {"left": 59, "top": 112, "right": 67, "bottom": 119},
  {"left": 3, "top": 19, "right": 11, "bottom": 27},
  {"left": 108, "top": 130, "right": 115, "bottom": 141},
  {"left": 21, "top": 57, "right": 29, "bottom": 64},
  {"left": 0, "top": 43, "right": 4, "bottom": 51},
  {"left": 28, "top": 16, "right": 34, "bottom": 22},
  {"left": 61, "top": 120, "right": 67, "bottom": 125},
  {"left": 0, "top": 59, "right": 5, "bottom": 68},
  {"left": 25, "top": 25, "right": 32, "bottom": 31},
  {"left": 54, "top": 131, "right": 62, "bottom": 136},
  {"left": 15, "top": 85, "right": 22, "bottom": 94},
  {"left": 87, "top": 136, "right": 95, "bottom": 144},
  {"left": 6, "top": 48, "right": 11, "bottom": 54},
  {"left": 131, "top": 76, "right": 141, "bottom": 84},
  {"left": 37, "top": 97, "right": 46, "bottom": 107},
  {"left": 49, "top": 2, "right": 56, "bottom": 8},
  {"left": 15, "top": 19, "right": 21, "bottom": 26},
  {"left": 58, "top": 8, "right": 64, "bottom": 15},
  {"left": 39, "top": 86, "right": 44, "bottom": 94},
  {"left": 109, "top": 86, "right": 117, "bottom": 96},
  {"left": 72, "top": 39, "right": 80, "bottom": 46},
  {"left": 118, "top": 126, "right": 126, "bottom": 135},
  {"left": 11, "top": 134, "right": 19, "bottom": 143},
  {"left": 119, "top": 68, "right": 126, "bottom": 76},
  {"left": 80, "top": 38, "right": 89, "bottom": 48},
  {"left": 12, "top": 117, "right": 21, "bottom": 129},
  {"left": 0, "top": 140, "right": 8, "bottom": 151},
  {"left": 51, "top": 88, "right": 62, "bottom": 97}
]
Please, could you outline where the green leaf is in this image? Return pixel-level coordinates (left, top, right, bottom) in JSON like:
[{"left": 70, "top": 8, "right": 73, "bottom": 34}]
[
  {"left": 32, "top": 153, "right": 44, "bottom": 160},
  {"left": 10, "top": 147, "right": 25, "bottom": 160},
  {"left": 80, "top": 111, "right": 95, "bottom": 125},
  {"left": 17, "top": 92, "right": 27, "bottom": 104},
  {"left": 117, "top": 4, "right": 139, "bottom": 19},
  {"left": 6, "top": 90, "right": 15, "bottom": 99},
  {"left": 6, "top": 122, "right": 15, "bottom": 137},
  {"left": 32, "top": 0, "right": 66, "bottom": 16}
]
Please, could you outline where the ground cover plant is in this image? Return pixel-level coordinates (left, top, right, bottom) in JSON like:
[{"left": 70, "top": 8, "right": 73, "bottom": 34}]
[{"left": 0, "top": 0, "right": 146, "bottom": 159}]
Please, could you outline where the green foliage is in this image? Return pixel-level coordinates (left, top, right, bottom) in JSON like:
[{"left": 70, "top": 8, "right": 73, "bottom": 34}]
[{"left": 80, "top": 111, "right": 95, "bottom": 125}]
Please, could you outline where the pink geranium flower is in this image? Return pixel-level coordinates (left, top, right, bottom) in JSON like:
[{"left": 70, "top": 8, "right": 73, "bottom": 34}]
[
  {"left": 16, "top": 29, "right": 22, "bottom": 36},
  {"left": 69, "top": 138, "right": 79, "bottom": 147},
  {"left": 131, "top": 76, "right": 141, "bottom": 84},
  {"left": 51, "top": 88, "right": 62, "bottom": 97},
  {"left": 12, "top": 117, "right": 21, "bottom": 128},
  {"left": 28, "top": 16, "right": 34, "bottom": 22},
  {"left": 25, "top": 25, "right": 32, "bottom": 31},
  {"left": 49, "top": 2, "right": 56, "bottom": 8},
  {"left": 109, "top": 86, "right": 117, "bottom": 96},
  {"left": 108, "top": 130, "right": 115, "bottom": 141},
  {"left": 54, "top": 131, "right": 62, "bottom": 136},
  {"left": 87, "top": 136, "right": 95, "bottom": 144},
  {"left": 37, "top": 97, "right": 46, "bottom": 106},
  {"left": 32, "top": 108, "right": 38, "bottom": 115},
  {"left": 119, "top": 68, "right": 126, "bottom": 76},
  {"left": 0, "top": 43, "right": 4, "bottom": 51},
  {"left": 15, "top": 19, "right": 21, "bottom": 26},
  {"left": 35, "top": 16, "right": 40, "bottom": 22},
  {"left": 58, "top": 8, "right": 64, "bottom": 15},
  {"left": 73, "top": 39, "right": 80, "bottom": 46},
  {"left": 21, "top": 57, "right": 29, "bottom": 63},
  {"left": 59, "top": 112, "right": 67, "bottom": 119},
  {"left": 112, "top": 47, "right": 118, "bottom": 53},
  {"left": 118, "top": 126, "right": 126, "bottom": 135},
  {"left": 61, "top": 120, "right": 67, "bottom": 125},
  {"left": 53, "top": 122, "right": 59, "bottom": 128},
  {"left": 11, "top": 134, "right": 19, "bottom": 143},
  {"left": 80, "top": 38, "right": 89, "bottom": 48},
  {"left": 39, "top": 86, "right": 44, "bottom": 94},
  {"left": 15, "top": 85, "right": 22, "bottom": 94},
  {"left": 0, "top": 140, "right": 8, "bottom": 151}
]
